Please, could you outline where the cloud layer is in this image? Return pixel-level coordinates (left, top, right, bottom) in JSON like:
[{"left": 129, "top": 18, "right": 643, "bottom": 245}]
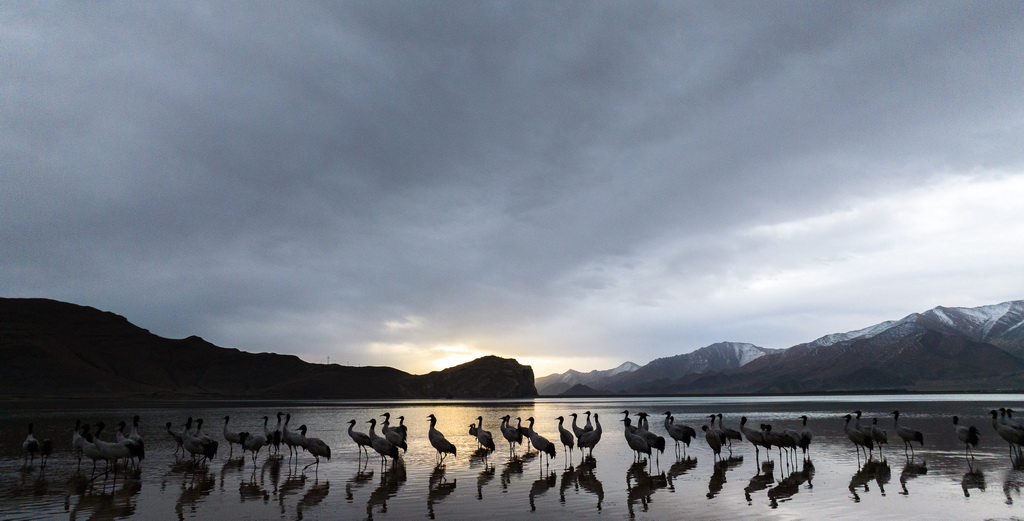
[{"left": 4, "top": 2, "right": 1024, "bottom": 376}]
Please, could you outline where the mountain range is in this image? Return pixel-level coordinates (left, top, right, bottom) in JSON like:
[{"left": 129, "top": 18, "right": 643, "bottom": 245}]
[
  {"left": 538, "top": 301, "right": 1024, "bottom": 395},
  {"left": 0, "top": 298, "right": 537, "bottom": 399}
]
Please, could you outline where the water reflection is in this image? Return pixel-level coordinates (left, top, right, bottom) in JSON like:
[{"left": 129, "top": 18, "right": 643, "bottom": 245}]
[
  {"left": 427, "top": 467, "right": 456, "bottom": 519},
  {"left": 898, "top": 459, "right": 927, "bottom": 495},
  {"left": 175, "top": 471, "right": 215, "bottom": 521},
  {"left": 767, "top": 459, "right": 814, "bottom": 508},
  {"left": 961, "top": 469, "right": 985, "bottom": 498},
  {"left": 296, "top": 479, "right": 329, "bottom": 520},
  {"left": 626, "top": 460, "right": 668, "bottom": 518},
  {"left": 528, "top": 470, "right": 556, "bottom": 511},
  {"left": 366, "top": 459, "right": 406, "bottom": 519},
  {"left": 744, "top": 461, "right": 774, "bottom": 504},
  {"left": 345, "top": 460, "right": 374, "bottom": 502},
  {"left": 706, "top": 456, "right": 743, "bottom": 499},
  {"left": 239, "top": 471, "right": 270, "bottom": 504},
  {"left": 666, "top": 456, "right": 698, "bottom": 491},
  {"left": 67, "top": 477, "right": 141, "bottom": 521},
  {"left": 849, "top": 460, "right": 890, "bottom": 502},
  {"left": 277, "top": 472, "right": 307, "bottom": 514},
  {"left": 1003, "top": 469, "right": 1023, "bottom": 505},
  {"left": 556, "top": 456, "right": 604, "bottom": 511}
]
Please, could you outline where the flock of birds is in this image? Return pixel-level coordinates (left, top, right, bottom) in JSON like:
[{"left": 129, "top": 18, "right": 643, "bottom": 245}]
[{"left": 18, "top": 407, "right": 1024, "bottom": 478}]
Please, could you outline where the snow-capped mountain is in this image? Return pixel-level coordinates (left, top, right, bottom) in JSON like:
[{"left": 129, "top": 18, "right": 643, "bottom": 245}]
[
  {"left": 543, "top": 300, "right": 1024, "bottom": 395},
  {"left": 808, "top": 301, "right": 1024, "bottom": 359},
  {"left": 535, "top": 361, "right": 640, "bottom": 395}
]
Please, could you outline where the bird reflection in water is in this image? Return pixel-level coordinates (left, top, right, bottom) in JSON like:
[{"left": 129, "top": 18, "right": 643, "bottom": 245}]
[
  {"left": 744, "top": 460, "right": 775, "bottom": 504},
  {"left": 218, "top": 456, "right": 245, "bottom": 491},
  {"left": 277, "top": 471, "right": 307, "bottom": 514},
  {"left": 626, "top": 460, "right": 668, "bottom": 518},
  {"left": 295, "top": 479, "right": 329, "bottom": 520},
  {"left": 497, "top": 457, "right": 522, "bottom": 493},
  {"left": 66, "top": 475, "right": 141, "bottom": 521},
  {"left": 238, "top": 471, "right": 270, "bottom": 504},
  {"left": 706, "top": 456, "right": 743, "bottom": 499},
  {"left": 528, "top": 470, "right": 557, "bottom": 511},
  {"left": 427, "top": 467, "right": 456, "bottom": 519},
  {"left": 1003, "top": 469, "right": 1023, "bottom": 505},
  {"left": 666, "top": 456, "right": 698, "bottom": 492},
  {"left": 366, "top": 459, "right": 406, "bottom": 519},
  {"left": 345, "top": 459, "right": 374, "bottom": 502},
  {"left": 557, "top": 456, "right": 604, "bottom": 511},
  {"left": 898, "top": 459, "right": 927, "bottom": 496},
  {"left": 767, "top": 458, "right": 814, "bottom": 508},
  {"left": 849, "top": 459, "right": 890, "bottom": 502},
  {"left": 961, "top": 469, "right": 985, "bottom": 498},
  {"left": 175, "top": 471, "right": 215, "bottom": 521}
]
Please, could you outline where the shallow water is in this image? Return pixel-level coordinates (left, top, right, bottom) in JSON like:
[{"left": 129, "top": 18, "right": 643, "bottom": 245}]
[{"left": 2, "top": 394, "right": 1023, "bottom": 520}]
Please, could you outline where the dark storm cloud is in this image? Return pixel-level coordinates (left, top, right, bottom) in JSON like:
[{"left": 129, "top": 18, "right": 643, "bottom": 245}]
[{"left": 4, "top": 1, "right": 1024, "bottom": 373}]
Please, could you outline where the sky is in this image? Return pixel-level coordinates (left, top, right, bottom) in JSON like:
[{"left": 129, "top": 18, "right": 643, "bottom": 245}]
[{"left": 4, "top": 2, "right": 1024, "bottom": 378}]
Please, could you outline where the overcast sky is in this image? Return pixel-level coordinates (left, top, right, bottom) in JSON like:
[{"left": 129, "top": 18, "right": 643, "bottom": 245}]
[{"left": 4, "top": 2, "right": 1024, "bottom": 377}]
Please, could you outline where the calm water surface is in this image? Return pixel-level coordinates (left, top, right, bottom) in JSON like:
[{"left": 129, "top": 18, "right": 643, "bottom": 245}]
[{"left": 2, "top": 394, "right": 1023, "bottom": 520}]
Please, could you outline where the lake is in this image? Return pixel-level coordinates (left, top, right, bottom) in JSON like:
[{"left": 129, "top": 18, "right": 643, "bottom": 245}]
[{"left": 2, "top": 394, "right": 1023, "bottom": 520}]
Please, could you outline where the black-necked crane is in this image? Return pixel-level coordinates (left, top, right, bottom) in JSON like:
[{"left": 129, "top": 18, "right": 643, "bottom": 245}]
[
  {"left": 797, "top": 416, "right": 813, "bottom": 456},
  {"left": 22, "top": 423, "right": 39, "bottom": 467},
  {"left": 853, "top": 411, "right": 875, "bottom": 459},
  {"left": 989, "top": 409, "right": 1024, "bottom": 464},
  {"left": 843, "top": 414, "right": 873, "bottom": 461},
  {"left": 366, "top": 418, "right": 399, "bottom": 467},
  {"left": 283, "top": 414, "right": 305, "bottom": 458},
  {"left": 515, "top": 417, "right": 532, "bottom": 452},
  {"left": 556, "top": 416, "right": 575, "bottom": 462},
  {"left": 569, "top": 413, "right": 586, "bottom": 441},
  {"left": 242, "top": 428, "right": 267, "bottom": 465},
  {"left": 621, "top": 417, "right": 651, "bottom": 465},
  {"left": 703, "top": 424, "right": 722, "bottom": 460},
  {"left": 347, "top": 419, "right": 372, "bottom": 459},
  {"left": 762, "top": 424, "right": 796, "bottom": 464},
  {"left": 73, "top": 419, "right": 87, "bottom": 469},
  {"left": 39, "top": 438, "right": 53, "bottom": 468},
  {"left": 382, "top": 413, "right": 408, "bottom": 453},
  {"left": 740, "top": 416, "right": 771, "bottom": 461},
  {"left": 891, "top": 410, "right": 924, "bottom": 457},
  {"left": 475, "top": 416, "right": 496, "bottom": 454},
  {"left": 297, "top": 425, "right": 330, "bottom": 471},
  {"left": 634, "top": 412, "right": 666, "bottom": 463},
  {"left": 717, "top": 414, "right": 743, "bottom": 450},
  {"left": 499, "top": 415, "right": 522, "bottom": 456},
  {"left": 583, "top": 411, "right": 594, "bottom": 432},
  {"left": 577, "top": 413, "right": 603, "bottom": 459},
  {"left": 182, "top": 418, "right": 218, "bottom": 465},
  {"left": 80, "top": 424, "right": 106, "bottom": 476},
  {"left": 953, "top": 416, "right": 980, "bottom": 463},
  {"left": 166, "top": 421, "right": 183, "bottom": 457},
  {"left": 869, "top": 418, "right": 888, "bottom": 458},
  {"left": 270, "top": 412, "right": 284, "bottom": 455},
  {"left": 90, "top": 421, "right": 134, "bottom": 478},
  {"left": 663, "top": 412, "right": 696, "bottom": 456},
  {"left": 427, "top": 414, "right": 457, "bottom": 466},
  {"left": 116, "top": 421, "right": 145, "bottom": 468},
  {"left": 526, "top": 417, "right": 556, "bottom": 465},
  {"left": 223, "top": 416, "right": 242, "bottom": 457}
]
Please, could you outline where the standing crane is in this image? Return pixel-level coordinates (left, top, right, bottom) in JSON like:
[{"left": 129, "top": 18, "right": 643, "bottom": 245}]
[
  {"left": 869, "top": 418, "right": 888, "bottom": 458},
  {"left": 740, "top": 416, "right": 771, "bottom": 461},
  {"left": 797, "top": 416, "right": 813, "bottom": 456},
  {"left": 297, "top": 425, "right": 331, "bottom": 471},
  {"left": 556, "top": 416, "right": 575, "bottom": 462},
  {"left": 621, "top": 417, "right": 651, "bottom": 464},
  {"left": 475, "top": 416, "right": 496, "bottom": 454},
  {"left": 891, "top": 410, "right": 924, "bottom": 457},
  {"left": 577, "top": 413, "right": 603, "bottom": 459},
  {"left": 347, "top": 419, "right": 372, "bottom": 459},
  {"left": 499, "top": 415, "right": 522, "bottom": 456},
  {"left": 953, "top": 416, "right": 980, "bottom": 463},
  {"left": 427, "top": 414, "right": 457, "bottom": 466},
  {"left": 22, "top": 424, "right": 39, "bottom": 467},
  {"left": 703, "top": 424, "right": 722, "bottom": 460},
  {"left": 223, "top": 416, "right": 242, "bottom": 457},
  {"left": 663, "top": 412, "right": 695, "bottom": 456},
  {"left": 526, "top": 417, "right": 557, "bottom": 465},
  {"left": 843, "top": 414, "right": 873, "bottom": 461},
  {"left": 366, "top": 418, "right": 399, "bottom": 467}
]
